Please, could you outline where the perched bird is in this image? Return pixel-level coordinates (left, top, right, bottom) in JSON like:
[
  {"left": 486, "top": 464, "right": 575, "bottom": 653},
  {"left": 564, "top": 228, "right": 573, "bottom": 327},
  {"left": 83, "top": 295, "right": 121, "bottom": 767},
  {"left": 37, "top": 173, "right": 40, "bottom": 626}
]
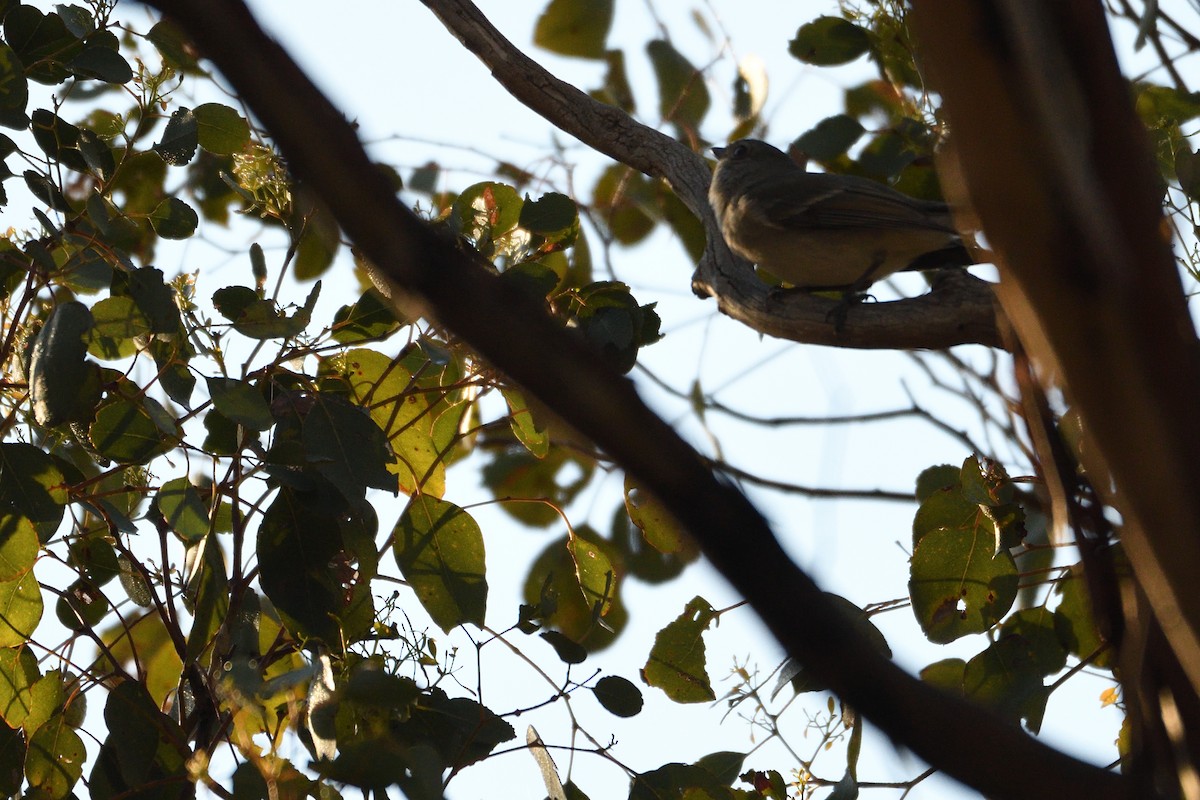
[{"left": 709, "top": 139, "right": 972, "bottom": 291}]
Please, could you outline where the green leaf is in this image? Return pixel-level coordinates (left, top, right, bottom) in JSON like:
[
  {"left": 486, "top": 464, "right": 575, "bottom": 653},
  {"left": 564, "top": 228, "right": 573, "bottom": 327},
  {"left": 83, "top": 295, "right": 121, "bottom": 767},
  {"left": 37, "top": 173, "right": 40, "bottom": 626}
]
[
  {"left": 789, "top": 16, "right": 872, "bottom": 66},
  {"left": 55, "top": 578, "right": 107, "bottom": 631},
  {"left": 23, "top": 169, "right": 71, "bottom": 210},
  {"left": 257, "top": 485, "right": 350, "bottom": 643},
  {"left": 646, "top": 39, "right": 710, "bottom": 134},
  {"left": 202, "top": 409, "right": 241, "bottom": 456},
  {"left": 624, "top": 476, "right": 688, "bottom": 554},
  {"left": 205, "top": 377, "right": 273, "bottom": 432},
  {"left": 0, "top": 443, "right": 68, "bottom": 542},
  {"left": 696, "top": 751, "right": 746, "bottom": 786},
  {"left": 1054, "top": 560, "right": 1115, "bottom": 669},
  {"left": 213, "top": 280, "right": 320, "bottom": 339},
  {"left": 293, "top": 198, "right": 340, "bottom": 279},
  {"left": 183, "top": 534, "right": 229, "bottom": 665},
  {"left": 392, "top": 496, "right": 487, "bottom": 633},
  {"left": 0, "top": 515, "right": 39, "bottom": 581},
  {"left": 331, "top": 289, "right": 404, "bottom": 344},
  {"left": 451, "top": 182, "right": 523, "bottom": 247},
  {"left": 483, "top": 448, "right": 592, "bottom": 527},
  {"left": 794, "top": 114, "right": 865, "bottom": 161},
  {"left": 89, "top": 681, "right": 187, "bottom": 800},
  {"left": 29, "top": 301, "right": 97, "bottom": 425},
  {"left": 1000, "top": 607, "right": 1068, "bottom": 677},
  {"left": 0, "top": 568, "right": 43, "bottom": 647},
  {"left": 302, "top": 394, "right": 396, "bottom": 500},
  {"left": 595, "top": 48, "right": 635, "bottom": 112},
  {"left": 146, "top": 20, "right": 200, "bottom": 71},
  {"left": 502, "top": 388, "right": 548, "bottom": 458},
  {"left": 55, "top": 6, "right": 95, "bottom": 38},
  {"left": 0, "top": 646, "right": 40, "bottom": 728},
  {"left": 630, "top": 763, "right": 727, "bottom": 800},
  {"left": 148, "top": 196, "right": 198, "bottom": 239},
  {"left": 0, "top": 43, "right": 29, "bottom": 129},
  {"left": 320, "top": 348, "right": 443, "bottom": 496},
  {"left": 960, "top": 636, "right": 1051, "bottom": 732},
  {"left": 5, "top": 6, "right": 80, "bottom": 84},
  {"left": 914, "top": 463, "right": 958, "bottom": 502},
  {"left": 644, "top": 596, "right": 716, "bottom": 703},
  {"left": 909, "top": 526, "right": 1018, "bottom": 644},
  {"left": 77, "top": 129, "right": 114, "bottom": 178},
  {"left": 592, "top": 675, "right": 642, "bottom": 717},
  {"left": 90, "top": 395, "right": 181, "bottom": 465},
  {"left": 523, "top": 531, "right": 627, "bottom": 650},
  {"left": 519, "top": 191, "right": 578, "bottom": 238},
  {"left": 30, "top": 108, "right": 85, "bottom": 171},
  {"left": 1176, "top": 149, "right": 1200, "bottom": 200},
  {"left": 87, "top": 295, "right": 150, "bottom": 360},
  {"left": 592, "top": 164, "right": 655, "bottom": 245},
  {"left": 25, "top": 715, "right": 84, "bottom": 799},
  {"left": 96, "top": 613, "right": 183, "bottom": 706},
  {"left": 67, "top": 45, "right": 132, "bottom": 83},
  {"left": 569, "top": 533, "right": 616, "bottom": 618},
  {"left": 194, "top": 102, "right": 250, "bottom": 155},
  {"left": 152, "top": 107, "right": 198, "bottom": 165},
  {"left": 533, "top": 0, "right": 613, "bottom": 59},
  {"left": 154, "top": 478, "right": 211, "bottom": 543}
]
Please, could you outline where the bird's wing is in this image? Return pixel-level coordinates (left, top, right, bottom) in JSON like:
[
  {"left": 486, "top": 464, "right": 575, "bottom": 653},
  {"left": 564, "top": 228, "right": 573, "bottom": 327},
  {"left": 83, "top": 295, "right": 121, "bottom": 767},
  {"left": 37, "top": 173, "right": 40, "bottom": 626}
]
[{"left": 759, "top": 173, "right": 956, "bottom": 233}]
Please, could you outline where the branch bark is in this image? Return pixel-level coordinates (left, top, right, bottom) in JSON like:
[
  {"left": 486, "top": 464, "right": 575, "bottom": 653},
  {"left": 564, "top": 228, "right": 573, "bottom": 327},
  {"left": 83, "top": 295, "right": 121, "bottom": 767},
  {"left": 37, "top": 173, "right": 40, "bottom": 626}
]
[
  {"left": 139, "top": 0, "right": 1142, "bottom": 797},
  {"left": 419, "top": 0, "right": 1004, "bottom": 351},
  {"left": 912, "top": 0, "right": 1200, "bottom": 787}
]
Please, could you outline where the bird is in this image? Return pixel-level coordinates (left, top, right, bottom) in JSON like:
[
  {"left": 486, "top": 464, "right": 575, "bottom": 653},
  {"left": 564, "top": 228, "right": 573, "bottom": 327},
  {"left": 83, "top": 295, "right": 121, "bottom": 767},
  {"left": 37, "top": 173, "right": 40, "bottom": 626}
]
[{"left": 708, "top": 139, "right": 972, "bottom": 292}]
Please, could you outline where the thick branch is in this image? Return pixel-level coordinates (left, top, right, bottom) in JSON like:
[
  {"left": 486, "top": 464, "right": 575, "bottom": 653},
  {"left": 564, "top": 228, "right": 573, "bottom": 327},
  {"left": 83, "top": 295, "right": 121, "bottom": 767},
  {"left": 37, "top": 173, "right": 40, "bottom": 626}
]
[
  {"left": 140, "top": 1, "right": 1141, "bottom": 797},
  {"left": 912, "top": 0, "right": 1200, "bottom": 706},
  {"left": 419, "top": 0, "right": 1004, "bottom": 351}
]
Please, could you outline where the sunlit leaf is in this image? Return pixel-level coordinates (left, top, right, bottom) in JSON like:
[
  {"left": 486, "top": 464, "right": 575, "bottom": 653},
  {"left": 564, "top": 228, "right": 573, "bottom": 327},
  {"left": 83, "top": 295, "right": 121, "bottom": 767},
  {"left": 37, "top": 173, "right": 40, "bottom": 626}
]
[
  {"left": 0, "top": 567, "right": 41, "bottom": 648},
  {"left": 25, "top": 715, "right": 84, "bottom": 799},
  {"left": 0, "top": 646, "right": 40, "bottom": 728}
]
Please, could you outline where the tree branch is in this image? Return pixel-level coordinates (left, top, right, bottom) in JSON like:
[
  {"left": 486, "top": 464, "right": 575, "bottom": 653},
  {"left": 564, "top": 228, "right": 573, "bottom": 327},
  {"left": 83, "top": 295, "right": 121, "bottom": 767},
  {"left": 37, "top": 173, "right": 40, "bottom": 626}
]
[
  {"left": 139, "top": 1, "right": 1141, "bottom": 796},
  {"left": 912, "top": 0, "right": 1200, "bottom": 786},
  {"left": 418, "top": 0, "right": 1004, "bottom": 351}
]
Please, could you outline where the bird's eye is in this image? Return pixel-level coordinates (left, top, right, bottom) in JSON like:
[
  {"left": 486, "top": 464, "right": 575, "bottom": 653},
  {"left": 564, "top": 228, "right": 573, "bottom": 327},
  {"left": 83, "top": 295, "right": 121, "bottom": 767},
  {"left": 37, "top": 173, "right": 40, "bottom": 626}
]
[{"left": 731, "top": 143, "right": 749, "bottom": 159}]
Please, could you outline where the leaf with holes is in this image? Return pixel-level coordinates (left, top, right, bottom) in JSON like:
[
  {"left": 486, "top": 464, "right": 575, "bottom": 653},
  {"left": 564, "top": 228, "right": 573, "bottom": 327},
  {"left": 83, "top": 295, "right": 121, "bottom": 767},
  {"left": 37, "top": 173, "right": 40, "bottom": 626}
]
[
  {"left": 644, "top": 596, "right": 716, "bottom": 703},
  {"left": 909, "top": 526, "right": 1018, "bottom": 644}
]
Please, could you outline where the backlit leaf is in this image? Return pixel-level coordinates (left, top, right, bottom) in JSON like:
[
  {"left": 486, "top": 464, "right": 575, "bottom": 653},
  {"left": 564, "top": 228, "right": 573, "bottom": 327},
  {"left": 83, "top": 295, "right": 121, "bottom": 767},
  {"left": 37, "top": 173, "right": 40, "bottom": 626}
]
[
  {"left": 909, "top": 526, "right": 1018, "bottom": 644},
  {"left": 393, "top": 496, "right": 487, "bottom": 632},
  {"left": 644, "top": 596, "right": 716, "bottom": 703},
  {"left": 534, "top": 0, "right": 612, "bottom": 59}
]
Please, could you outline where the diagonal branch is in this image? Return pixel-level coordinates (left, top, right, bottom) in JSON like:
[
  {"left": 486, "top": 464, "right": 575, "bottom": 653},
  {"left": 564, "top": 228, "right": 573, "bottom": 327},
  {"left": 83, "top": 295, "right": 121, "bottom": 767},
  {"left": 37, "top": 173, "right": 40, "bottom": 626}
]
[
  {"left": 418, "top": 0, "right": 1004, "bottom": 351},
  {"left": 138, "top": 0, "right": 1141, "bottom": 796}
]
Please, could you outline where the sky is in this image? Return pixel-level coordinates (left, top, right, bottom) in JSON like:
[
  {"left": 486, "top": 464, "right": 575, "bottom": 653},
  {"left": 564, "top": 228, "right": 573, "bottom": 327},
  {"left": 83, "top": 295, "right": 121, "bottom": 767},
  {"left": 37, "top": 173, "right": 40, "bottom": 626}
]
[{"left": 11, "top": 0, "right": 1195, "bottom": 798}]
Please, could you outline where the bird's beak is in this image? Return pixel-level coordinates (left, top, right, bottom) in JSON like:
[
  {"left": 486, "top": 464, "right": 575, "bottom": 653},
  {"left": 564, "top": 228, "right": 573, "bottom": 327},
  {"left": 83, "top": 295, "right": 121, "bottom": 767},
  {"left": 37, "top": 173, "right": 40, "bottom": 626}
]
[{"left": 711, "top": 146, "right": 726, "bottom": 159}]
